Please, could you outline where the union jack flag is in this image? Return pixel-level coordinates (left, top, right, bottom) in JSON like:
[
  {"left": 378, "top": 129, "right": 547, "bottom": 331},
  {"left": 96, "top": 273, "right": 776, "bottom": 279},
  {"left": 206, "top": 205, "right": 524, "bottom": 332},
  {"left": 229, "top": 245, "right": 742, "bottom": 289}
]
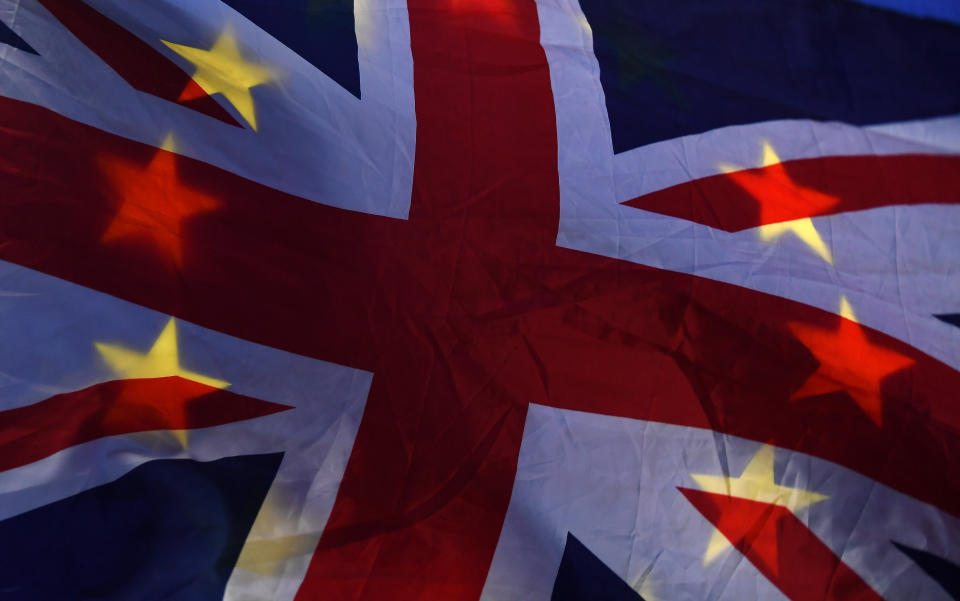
[{"left": 0, "top": 1, "right": 958, "bottom": 600}]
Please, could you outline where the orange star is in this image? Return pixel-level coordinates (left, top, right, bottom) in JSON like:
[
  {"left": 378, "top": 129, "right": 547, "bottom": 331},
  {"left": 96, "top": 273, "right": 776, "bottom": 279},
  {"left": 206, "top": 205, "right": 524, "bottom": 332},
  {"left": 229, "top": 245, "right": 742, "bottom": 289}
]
[
  {"left": 725, "top": 142, "right": 839, "bottom": 226},
  {"left": 98, "top": 137, "right": 220, "bottom": 267},
  {"left": 789, "top": 304, "right": 913, "bottom": 427},
  {"left": 723, "top": 143, "right": 839, "bottom": 263}
]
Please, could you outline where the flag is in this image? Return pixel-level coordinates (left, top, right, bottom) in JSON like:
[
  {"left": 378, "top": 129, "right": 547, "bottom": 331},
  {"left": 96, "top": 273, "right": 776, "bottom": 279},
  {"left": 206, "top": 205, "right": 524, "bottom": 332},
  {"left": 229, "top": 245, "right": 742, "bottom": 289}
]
[{"left": 0, "top": 0, "right": 958, "bottom": 600}]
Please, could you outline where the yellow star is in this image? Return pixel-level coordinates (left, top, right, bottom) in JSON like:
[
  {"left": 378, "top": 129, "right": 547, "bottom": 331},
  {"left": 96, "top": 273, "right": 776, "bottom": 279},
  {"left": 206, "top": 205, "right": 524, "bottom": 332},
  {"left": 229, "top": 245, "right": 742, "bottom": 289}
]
[
  {"left": 720, "top": 142, "right": 835, "bottom": 264},
  {"left": 163, "top": 26, "right": 271, "bottom": 130},
  {"left": 838, "top": 295, "right": 858, "bottom": 322},
  {"left": 635, "top": 579, "right": 666, "bottom": 601},
  {"left": 757, "top": 218, "right": 833, "bottom": 264},
  {"left": 689, "top": 445, "right": 827, "bottom": 565},
  {"left": 235, "top": 490, "right": 320, "bottom": 577},
  {"left": 95, "top": 318, "right": 229, "bottom": 449},
  {"left": 95, "top": 318, "right": 229, "bottom": 389},
  {"left": 158, "top": 132, "right": 178, "bottom": 153},
  {"left": 235, "top": 533, "right": 319, "bottom": 576}
]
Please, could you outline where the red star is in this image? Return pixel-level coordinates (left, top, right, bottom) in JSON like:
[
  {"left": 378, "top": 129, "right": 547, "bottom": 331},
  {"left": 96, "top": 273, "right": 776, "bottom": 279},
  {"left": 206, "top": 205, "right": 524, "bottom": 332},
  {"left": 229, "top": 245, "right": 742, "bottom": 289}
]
[
  {"left": 726, "top": 143, "right": 839, "bottom": 225},
  {"left": 789, "top": 315, "right": 914, "bottom": 427},
  {"left": 98, "top": 145, "right": 220, "bottom": 267}
]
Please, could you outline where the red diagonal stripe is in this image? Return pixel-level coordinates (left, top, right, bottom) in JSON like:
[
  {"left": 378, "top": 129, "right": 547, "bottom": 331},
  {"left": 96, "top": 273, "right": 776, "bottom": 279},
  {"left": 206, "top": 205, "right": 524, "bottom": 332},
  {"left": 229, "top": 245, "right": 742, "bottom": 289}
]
[
  {"left": 623, "top": 154, "right": 960, "bottom": 231},
  {"left": 679, "top": 488, "right": 884, "bottom": 601},
  {"left": 0, "top": 376, "right": 291, "bottom": 473},
  {"left": 37, "top": 0, "right": 240, "bottom": 127}
]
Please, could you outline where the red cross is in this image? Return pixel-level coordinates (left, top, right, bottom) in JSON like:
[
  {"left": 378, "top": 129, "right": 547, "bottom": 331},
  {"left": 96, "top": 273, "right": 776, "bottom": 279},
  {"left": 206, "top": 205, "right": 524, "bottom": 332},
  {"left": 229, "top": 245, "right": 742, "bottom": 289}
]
[{"left": 1, "top": 2, "right": 959, "bottom": 600}]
